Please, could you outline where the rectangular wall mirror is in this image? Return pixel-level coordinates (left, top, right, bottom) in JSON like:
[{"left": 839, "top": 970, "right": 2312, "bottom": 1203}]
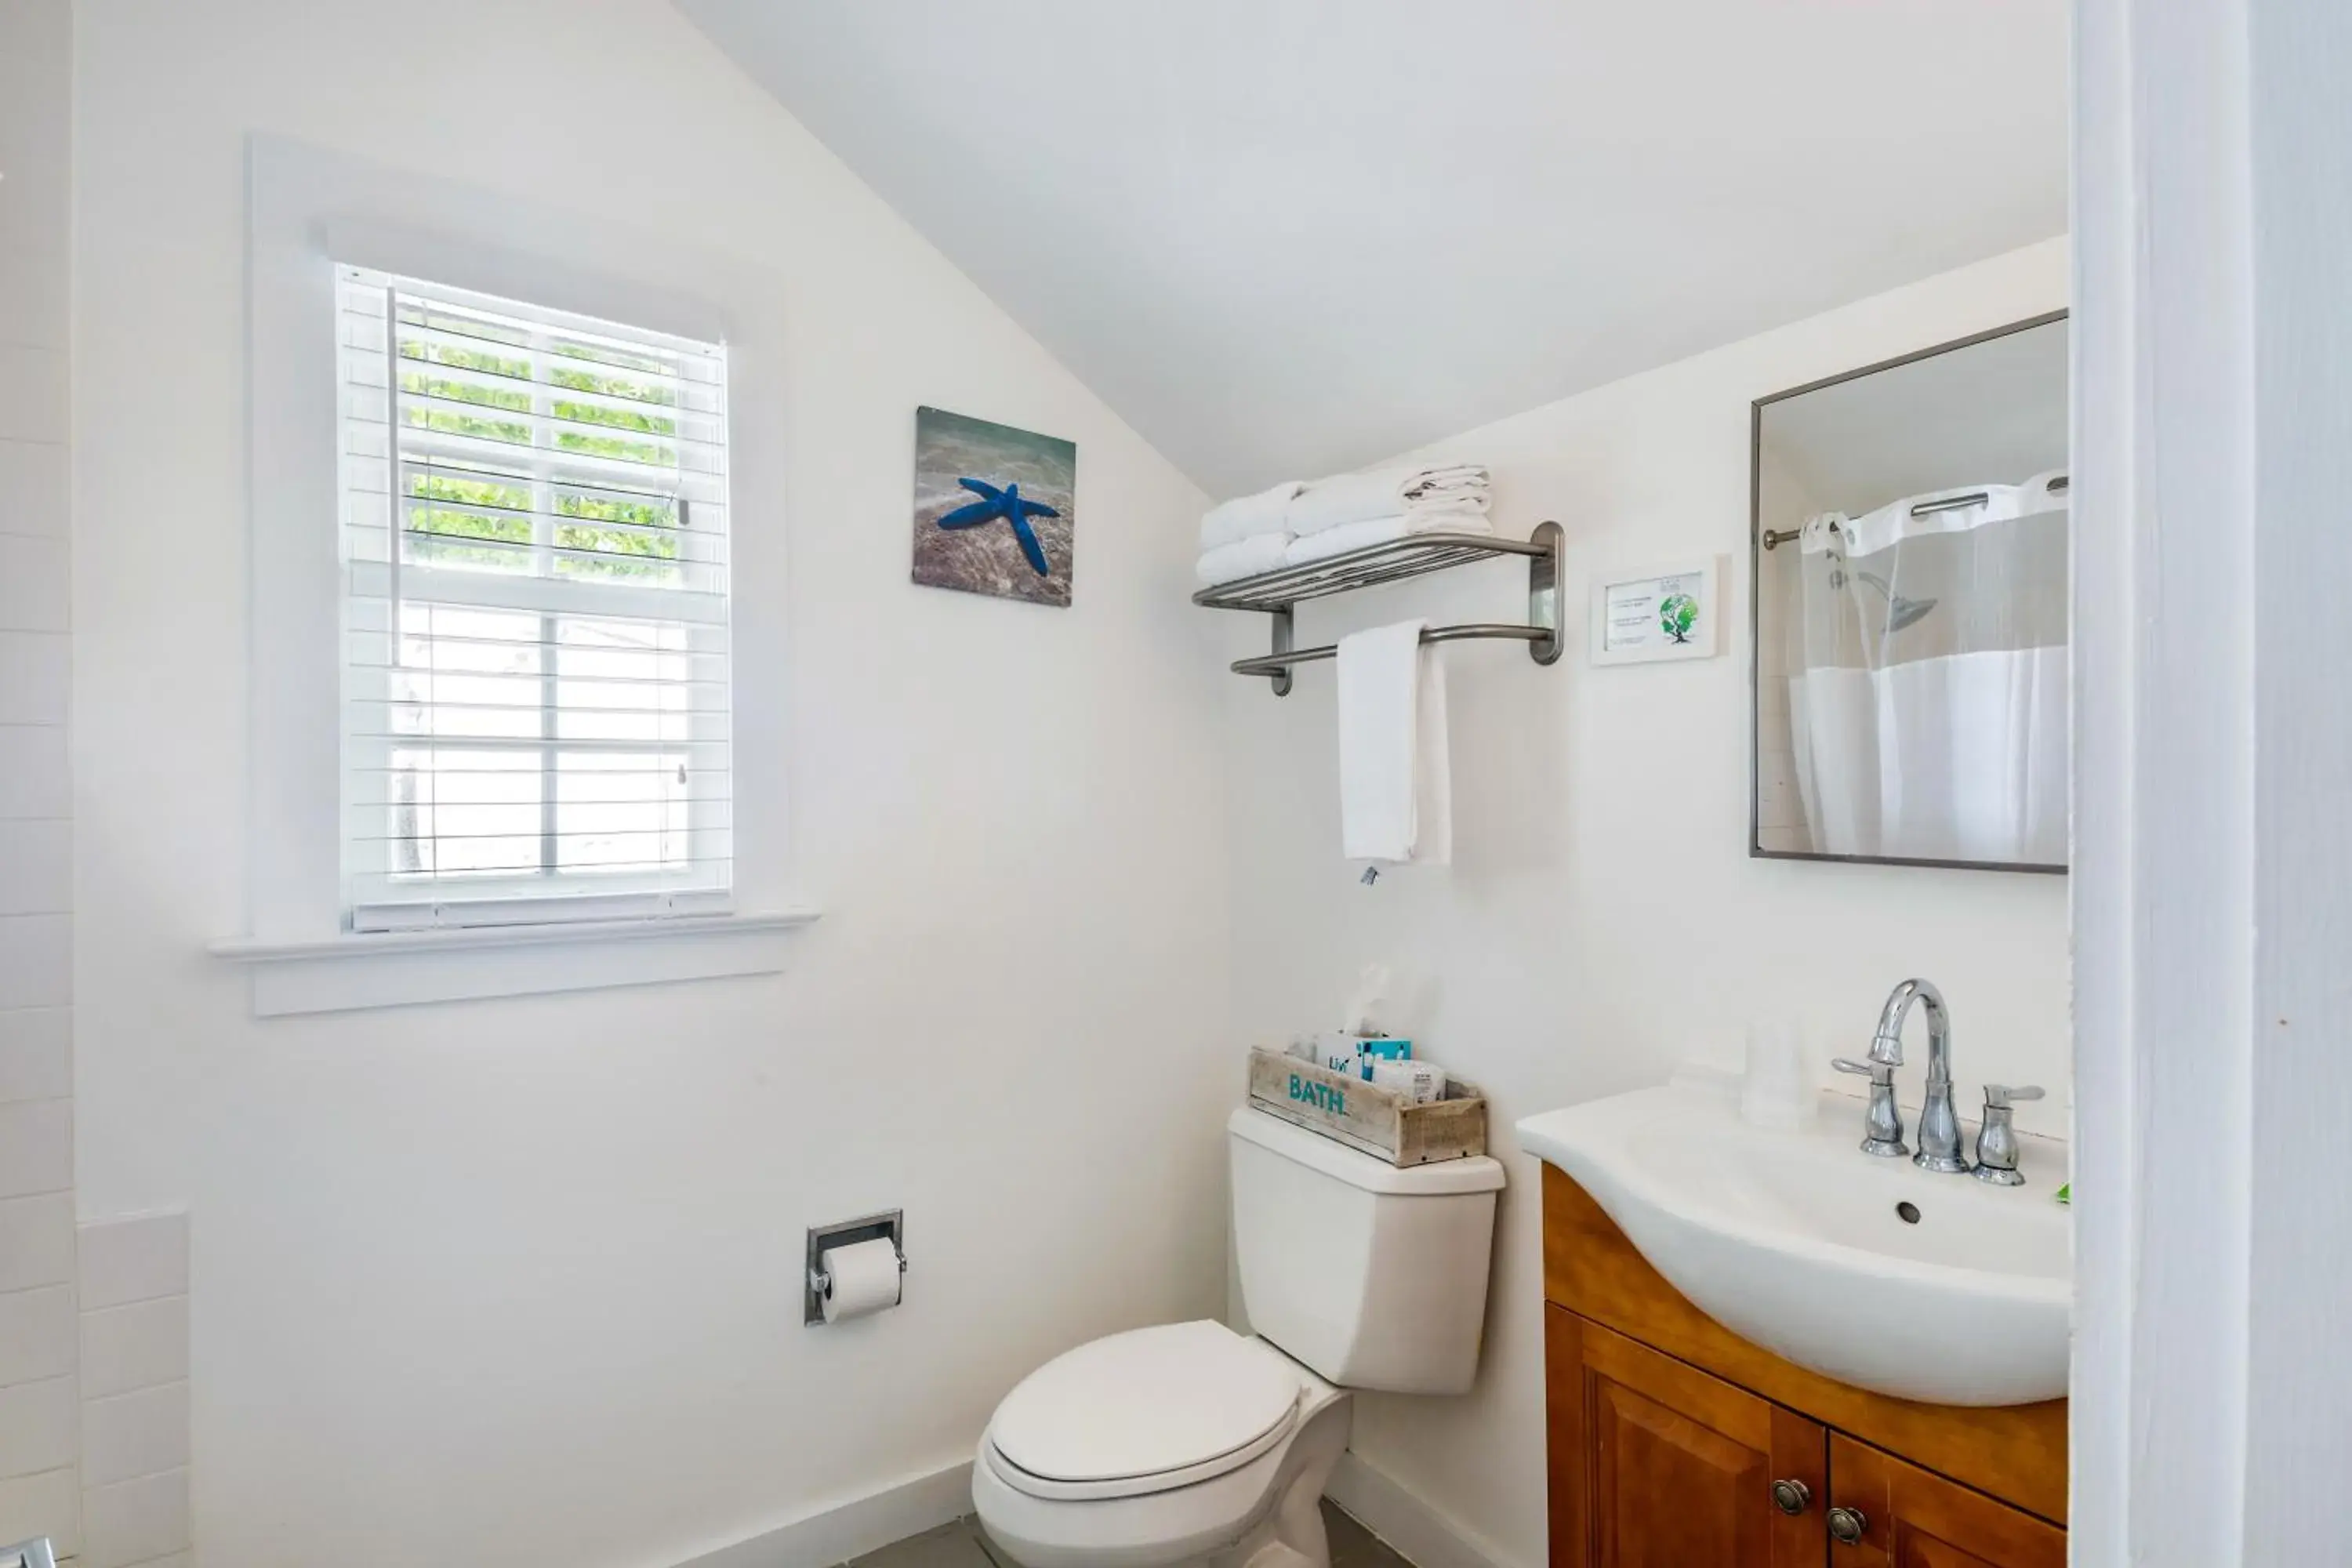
[{"left": 1751, "top": 312, "right": 2069, "bottom": 873}]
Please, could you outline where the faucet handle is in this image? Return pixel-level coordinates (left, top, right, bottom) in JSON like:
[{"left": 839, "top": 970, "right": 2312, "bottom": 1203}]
[
  {"left": 1973, "top": 1086, "right": 2042, "bottom": 1186},
  {"left": 1833, "top": 1059, "right": 1909, "bottom": 1159}
]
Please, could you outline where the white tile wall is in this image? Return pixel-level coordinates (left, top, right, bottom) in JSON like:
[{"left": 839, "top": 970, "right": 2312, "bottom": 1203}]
[
  {"left": 0, "top": 347, "right": 67, "bottom": 446},
  {"left": 0, "top": 1098, "right": 71, "bottom": 1199},
  {"left": 0, "top": 633, "right": 68, "bottom": 727},
  {"left": 0, "top": 440, "right": 67, "bottom": 539},
  {"left": 0, "top": 822, "right": 71, "bottom": 916},
  {"left": 0, "top": 1010, "right": 71, "bottom": 1103},
  {"left": 0, "top": 1196, "right": 74, "bottom": 1295},
  {"left": 0, "top": 726, "right": 70, "bottom": 822},
  {"left": 77, "top": 1300, "right": 187, "bottom": 1403},
  {"left": 0, "top": 1289, "right": 74, "bottom": 1386},
  {"left": 78, "top": 1469, "right": 186, "bottom": 1568},
  {"left": 0, "top": 1377, "right": 77, "bottom": 1478},
  {"left": 0, "top": 535, "right": 68, "bottom": 633},
  {"left": 75, "top": 1218, "right": 186, "bottom": 1314},
  {"left": 0, "top": 248, "right": 69, "bottom": 361},
  {"left": 0, "top": 1467, "right": 80, "bottom": 1559},
  {"left": 75, "top": 1217, "right": 190, "bottom": 1566},
  {"left": 3, "top": 2, "right": 79, "bottom": 1556},
  {"left": 78, "top": 1385, "right": 187, "bottom": 1490},
  {"left": 0, "top": 916, "right": 71, "bottom": 1011}
]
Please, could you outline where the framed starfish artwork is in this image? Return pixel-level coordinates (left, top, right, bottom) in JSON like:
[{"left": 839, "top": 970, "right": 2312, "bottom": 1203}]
[{"left": 910, "top": 405, "right": 1077, "bottom": 606}]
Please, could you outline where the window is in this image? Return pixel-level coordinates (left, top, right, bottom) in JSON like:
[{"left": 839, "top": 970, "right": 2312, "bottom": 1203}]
[{"left": 335, "top": 267, "right": 731, "bottom": 931}]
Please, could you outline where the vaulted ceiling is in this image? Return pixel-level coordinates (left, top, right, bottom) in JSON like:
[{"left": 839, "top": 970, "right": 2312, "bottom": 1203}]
[{"left": 678, "top": 1, "right": 2067, "bottom": 498}]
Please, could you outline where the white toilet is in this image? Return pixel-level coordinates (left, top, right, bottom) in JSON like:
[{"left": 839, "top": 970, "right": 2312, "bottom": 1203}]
[{"left": 971, "top": 1105, "right": 1505, "bottom": 1568}]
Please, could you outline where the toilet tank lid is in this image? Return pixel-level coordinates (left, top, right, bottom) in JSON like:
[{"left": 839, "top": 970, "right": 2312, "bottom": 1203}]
[{"left": 1229, "top": 1106, "right": 1506, "bottom": 1195}]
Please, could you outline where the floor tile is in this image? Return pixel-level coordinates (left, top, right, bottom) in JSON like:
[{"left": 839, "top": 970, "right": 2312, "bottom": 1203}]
[
  {"left": 853, "top": 1504, "right": 1415, "bottom": 1568},
  {"left": 845, "top": 1517, "right": 994, "bottom": 1568},
  {"left": 1324, "top": 1497, "right": 1416, "bottom": 1567},
  {"left": 966, "top": 1517, "right": 1018, "bottom": 1568}
]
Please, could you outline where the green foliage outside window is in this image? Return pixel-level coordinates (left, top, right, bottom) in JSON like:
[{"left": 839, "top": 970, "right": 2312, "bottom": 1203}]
[{"left": 393, "top": 332, "right": 694, "bottom": 583}]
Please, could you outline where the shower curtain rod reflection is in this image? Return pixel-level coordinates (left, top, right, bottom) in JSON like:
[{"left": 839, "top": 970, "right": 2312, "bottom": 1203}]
[{"left": 1762, "top": 474, "right": 2069, "bottom": 550}]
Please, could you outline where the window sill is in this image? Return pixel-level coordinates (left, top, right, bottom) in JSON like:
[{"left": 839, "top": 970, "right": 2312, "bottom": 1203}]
[{"left": 209, "top": 907, "right": 822, "bottom": 1017}]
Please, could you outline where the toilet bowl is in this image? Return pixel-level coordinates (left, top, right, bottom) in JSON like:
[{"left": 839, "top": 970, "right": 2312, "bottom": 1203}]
[
  {"left": 971, "top": 1321, "right": 1350, "bottom": 1568},
  {"left": 972, "top": 1109, "right": 1505, "bottom": 1568}
]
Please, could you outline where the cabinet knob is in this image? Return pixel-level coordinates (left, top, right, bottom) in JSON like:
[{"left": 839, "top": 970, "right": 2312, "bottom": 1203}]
[
  {"left": 1769, "top": 1478, "right": 1813, "bottom": 1515},
  {"left": 1827, "top": 1506, "right": 1868, "bottom": 1544}
]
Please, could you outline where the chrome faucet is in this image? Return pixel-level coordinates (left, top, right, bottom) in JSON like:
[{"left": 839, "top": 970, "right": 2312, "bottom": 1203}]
[{"left": 1833, "top": 978, "right": 1972, "bottom": 1174}]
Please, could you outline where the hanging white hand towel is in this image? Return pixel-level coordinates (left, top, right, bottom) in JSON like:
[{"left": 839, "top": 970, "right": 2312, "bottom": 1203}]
[{"left": 1337, "top": 619, "right": 1452, "bottom": 865}]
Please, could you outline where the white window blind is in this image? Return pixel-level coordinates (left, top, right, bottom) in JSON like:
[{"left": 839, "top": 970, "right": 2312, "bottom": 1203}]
[{"left": 335, "top": 267, "right": 732, "bottom": 931}]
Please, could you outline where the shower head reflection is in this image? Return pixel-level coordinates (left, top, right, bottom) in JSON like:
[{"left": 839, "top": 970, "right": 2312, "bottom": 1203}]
[{"left": 1857, "top": 571, "right": 1937, "bottom": 631}]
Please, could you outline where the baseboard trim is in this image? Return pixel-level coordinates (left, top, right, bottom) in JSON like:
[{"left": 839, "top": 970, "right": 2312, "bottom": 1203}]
[
  {"left": 1327, "top": 1450, "right": 1514, "bottom": 1568},
  {"left": 674, "top": 1458, "right": 974, "bottom": 1568},
  {"left": 666, "top": 1446, "right": 1499, "bottom": 1568}
]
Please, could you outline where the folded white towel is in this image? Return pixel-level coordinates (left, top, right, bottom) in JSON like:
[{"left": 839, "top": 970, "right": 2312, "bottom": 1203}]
[
  {"left": 1199, "top": 481, "right": 1305, "bottom": 551},
  {"left": 1196, "top": 532, "right": 1294, "bottom": 586},
  {"left": 1283, "top": 510, "right": 1492, "bottom": 567},
  {"left": 1290, "top": 463, "right": 1490, "bottom": 536},
  {"left": 1338, "top": 620, "right": 1451, "bottom": 866}
]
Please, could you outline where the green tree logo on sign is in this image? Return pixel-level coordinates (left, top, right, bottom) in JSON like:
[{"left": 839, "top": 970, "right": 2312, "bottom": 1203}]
[{"left": 1659, "top": 592, "right": 1699, "bottom": 644}]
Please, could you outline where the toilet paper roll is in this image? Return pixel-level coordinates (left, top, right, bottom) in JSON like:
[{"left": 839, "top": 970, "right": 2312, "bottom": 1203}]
[{"left": 819, "top": 1236, "right": 903, "bottom": 1323}]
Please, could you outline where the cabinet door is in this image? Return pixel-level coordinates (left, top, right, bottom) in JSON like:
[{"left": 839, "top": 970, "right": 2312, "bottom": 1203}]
[
  {"left": 1548, "top": 1307, "right": 1828, "bottom": 1567},
  {"left": 1828, "top": 1433, "right": 2067, "bottom": 1567}
]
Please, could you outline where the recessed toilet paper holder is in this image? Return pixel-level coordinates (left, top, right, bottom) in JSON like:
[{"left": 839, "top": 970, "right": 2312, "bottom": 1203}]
[
  {"left": 804, "top": 1209, "right": 907, "bottom": 1327},
  {"left": 3, "top": 1537, "right": 58, "bottom": 1568}
]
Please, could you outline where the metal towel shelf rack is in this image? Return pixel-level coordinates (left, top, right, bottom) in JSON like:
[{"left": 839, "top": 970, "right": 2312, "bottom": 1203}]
[{"left": 1192, "top": 522, "right": 1564, "bottom": 695}]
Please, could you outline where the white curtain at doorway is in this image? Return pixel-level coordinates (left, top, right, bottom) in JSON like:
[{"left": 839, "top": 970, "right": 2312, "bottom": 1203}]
[{"left": 1785, "top": 474, "right": 2068, "bottom": 866}]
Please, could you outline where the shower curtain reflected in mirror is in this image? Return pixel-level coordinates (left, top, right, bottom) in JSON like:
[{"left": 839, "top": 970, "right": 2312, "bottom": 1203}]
[{"left": 1785, "top": 474, "right": 2068, "bottom": 866}]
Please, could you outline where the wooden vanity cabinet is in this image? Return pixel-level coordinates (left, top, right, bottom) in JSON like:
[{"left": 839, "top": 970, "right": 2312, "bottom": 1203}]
[
  {"left": 1549, "top": 1311, "right": 1827, "bottom": 1567},
  {"left": 1823, "top": 1436, "right": 2064, "bottom": 1568},
  {"left": 1544, "top": 1166, "right": 2067, "bottom": 1567}
]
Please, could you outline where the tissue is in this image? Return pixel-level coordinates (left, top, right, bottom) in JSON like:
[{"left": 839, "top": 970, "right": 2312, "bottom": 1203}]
[{"left": 1345, "top": 963, "right": 1392, "bottom": 1037}]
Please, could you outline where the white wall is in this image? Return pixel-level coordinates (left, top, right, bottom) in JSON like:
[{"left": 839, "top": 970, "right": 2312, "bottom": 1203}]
[
  {"left": 1218, "top": 238, "right": 2071, "bottom": 1568},
  {"left": 2073, "top": 0, "right": 2352, "bottom": 1559},
  {"left": 2239, "top": 0, "right": 2352, "bottom": 1552},
  {"left": 69, "top": 4, "right": 1229, "bottom": 1566}
]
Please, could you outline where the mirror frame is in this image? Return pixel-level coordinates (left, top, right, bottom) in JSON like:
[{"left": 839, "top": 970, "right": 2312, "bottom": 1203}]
[{"left": 1747, "top": 308, "right": 2071, "bottom": 875}]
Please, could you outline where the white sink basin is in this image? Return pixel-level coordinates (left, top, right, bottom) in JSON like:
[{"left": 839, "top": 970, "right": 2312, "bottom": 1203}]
[{"left": 1518, "top": 1080, "right": 2070, "bottom": 1406}]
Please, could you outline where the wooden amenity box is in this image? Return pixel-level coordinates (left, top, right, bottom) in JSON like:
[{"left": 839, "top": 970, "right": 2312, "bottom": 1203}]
[{"left": 1245, "top": 1047, "right": 1487, "bottom": 1167}]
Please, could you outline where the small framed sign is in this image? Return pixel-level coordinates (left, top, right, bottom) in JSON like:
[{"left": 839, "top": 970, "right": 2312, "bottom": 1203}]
[{"left": 1590, "top": 557, "right": 1722, "bottom": 666}]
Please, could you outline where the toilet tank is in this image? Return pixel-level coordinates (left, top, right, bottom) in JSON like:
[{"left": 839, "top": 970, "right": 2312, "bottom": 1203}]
[{"left": 1229, "top": 1105, "right": 1505, "bottom": 1395}]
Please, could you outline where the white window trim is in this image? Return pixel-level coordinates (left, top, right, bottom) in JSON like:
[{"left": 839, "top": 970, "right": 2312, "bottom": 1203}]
[
  {"left": 209, "top": 908, "right": 818, "bottom": 1018},
  {"left": 227, "top": 135, "right": 814, "bottom": 1014}
]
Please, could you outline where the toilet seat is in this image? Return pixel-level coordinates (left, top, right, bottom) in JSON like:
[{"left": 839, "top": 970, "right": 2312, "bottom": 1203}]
[{"left": 985, "top": 1321, "right": 1302, "bottom": 1501}]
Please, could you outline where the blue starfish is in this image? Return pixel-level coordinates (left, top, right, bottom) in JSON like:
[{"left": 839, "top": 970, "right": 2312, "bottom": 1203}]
[{"left": 936, "top": 477, "right": 1059, "bottom": 576}]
